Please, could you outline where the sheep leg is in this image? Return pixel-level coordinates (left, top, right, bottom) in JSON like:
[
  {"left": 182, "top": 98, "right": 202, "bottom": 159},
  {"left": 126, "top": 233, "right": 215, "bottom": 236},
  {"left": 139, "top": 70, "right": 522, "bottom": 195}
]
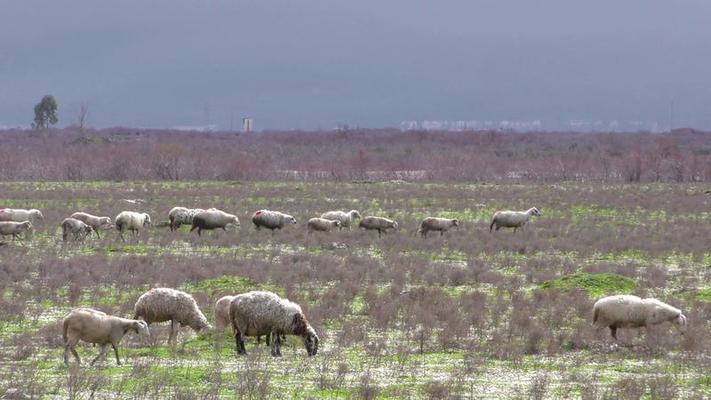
[
  {"left": 120, "top": 231, "right": 126, "bottom": 243},
  {"left": 169, "top": 319, "right": 177, "bottom": 346},
  {"left": 90, "top": 344, "right": 108, "bottom": 365},
  {"left": 112, "top": 343, "right": 122, "bottom": 365},
  {"left": 65, "top": 341, "right": 81, "bottom": 365},
  {"left": 270, "top": 332, "right": 282, "bottom": 357},
  {"left": 235, "top": 330, "right": 247, "bottom": 355},
  {"left": 440, "top": 231, "right": 444, "bottom": 236},
  {"left": 95, "top": 229, "right": 102, "bottom": 239},
  {"left": 377, "top": 229, "right": 382, "bottom": 238},
  {"left": 609, "top": 325, "right": 618, "bottom": 341}
]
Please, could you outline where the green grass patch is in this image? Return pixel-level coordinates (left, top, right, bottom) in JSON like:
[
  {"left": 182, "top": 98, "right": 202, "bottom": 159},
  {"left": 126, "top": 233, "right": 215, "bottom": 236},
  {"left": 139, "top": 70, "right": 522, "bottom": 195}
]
[
  {"left": 540, "top": 272, "right": 635, "bottom": 297},
  {"left": 697, "top": 288, "right": 711, "bottom": 302}
]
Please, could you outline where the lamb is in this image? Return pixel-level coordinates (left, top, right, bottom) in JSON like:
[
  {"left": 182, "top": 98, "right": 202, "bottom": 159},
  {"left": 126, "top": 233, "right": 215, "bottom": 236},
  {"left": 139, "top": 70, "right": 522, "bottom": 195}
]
[
  {"left": 418, "top": 217, "right": 459, "bottom": 237},
  {"left": 0, "top": 208, "right": 44, "bottom": 223},
  {"left": 320, "top": 210, "right": 362, "bottom": 230},
  {"left": 0, "top": 221, "right": 33, "bottom": 241},
  {"left": 307, "top": 218, "right": 341, "bottom": 234},
  {"left": 229, "top": 290, "right": 319, "bottom": 357},
  {"left": 489, "top": 207, "right": 541, "bottom": 233},
  {"left": 133, "top": 288, "right": 211, "bottom": 345},
  {"left": 62, "top": 308, "right": 149, "bottom": 365},
  {"left": 190, "top": 209, "right": 240, "bottom": 236},
  {"left": 115, "top": 211, "right": 151, "bottom": 242},
  {"left": 358, "top": 216, "right": 399, "bottom": 238},
  {"left": 251, "top": 210, "right": 297, "bottom": 232},
  {"left": 61, "top": 218, "right": 94, "bottom": 242},
  {"left": 592, "top": 295, "right": 688, "bottom": 341},
  {"left": 70, "top": 212, "right": 114, "bottom": 239}
]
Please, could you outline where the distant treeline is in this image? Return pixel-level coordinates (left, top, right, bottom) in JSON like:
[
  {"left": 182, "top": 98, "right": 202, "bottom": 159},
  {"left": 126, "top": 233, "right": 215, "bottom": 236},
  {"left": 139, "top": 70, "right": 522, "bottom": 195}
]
[{"left": 1, "top": 127, "right": 710, "bottom": 182}]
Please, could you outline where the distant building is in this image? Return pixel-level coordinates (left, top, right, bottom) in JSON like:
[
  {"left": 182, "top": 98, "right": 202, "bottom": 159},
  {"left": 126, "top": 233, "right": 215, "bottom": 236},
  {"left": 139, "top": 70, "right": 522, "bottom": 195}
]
[{"left": 242, "top": 118, "right": 253, "bottom": 133}]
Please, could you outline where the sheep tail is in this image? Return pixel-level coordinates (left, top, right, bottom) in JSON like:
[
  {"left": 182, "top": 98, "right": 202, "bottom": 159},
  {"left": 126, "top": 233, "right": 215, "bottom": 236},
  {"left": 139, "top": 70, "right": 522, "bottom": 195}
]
[
  {"left": 62, "top": 318, "right": 69, "bottom": 343},
  {"left": 592, "top": 306, "right": 599, "bottom": 325},
  {"left": 489, "top": 219, "right": 495, "bottom": 232}
]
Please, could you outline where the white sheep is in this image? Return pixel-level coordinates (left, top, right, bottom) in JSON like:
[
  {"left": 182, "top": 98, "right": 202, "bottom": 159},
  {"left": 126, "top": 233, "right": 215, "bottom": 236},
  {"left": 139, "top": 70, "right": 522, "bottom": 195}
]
[
  {"left": 61, "top": 218, "right": 94, "bottom": 242},
  {"left": 0, "top": 221, "right": 33, "bottom": 241},
  {"left": 133, "top": 288, "right": 211, "bottom": 345},
  {"left": 418, "top": 217, "right": 459, "bottom": 237},
  {"left": 62, "top": 308, "right": 149, "bottom": 365},
  {"left": 215, "top": 295, "right": 281, "bottom": 346},
  {"left": 251, "top": 210, "right": 297, "bottom": 233},
  {"left": 307, "top": 218, "right": 341, "bottom": 234},
  {"left": 358, "top": 216, "right": 399, "bottom": 238},
  {"left": 190, "top": 209, "right": 240, "bottom": 236},
  {"left": 592, "top": 295, "right": 688, "bottom": 341},
  {"left": 229, "top": 291, "right": 319, "bottom": 357},
  {"left": 115, "top": 211, "right": 151, "bottom": 242},
  {"left": 320, "top": 210, "right": 362, "bottom": 230},
  {"left": 168, "top": 207, "right": 205, "bottom": 231},
  {"left": 70, "top": 212, "right": 114, "bottom": 239},
  {"left": 489, "top": 207, "right": 541, "bottom": 233},
  {"left": 0, "top": 208, "right": 44, "bottom": 223}
]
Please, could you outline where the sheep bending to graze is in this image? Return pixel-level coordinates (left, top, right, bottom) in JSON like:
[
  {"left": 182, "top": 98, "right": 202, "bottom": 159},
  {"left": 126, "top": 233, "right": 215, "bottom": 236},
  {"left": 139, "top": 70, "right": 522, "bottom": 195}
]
[
  {"left": 168, "top": 207, "right": 206, "bottom": 231},
  {"left": 61, "top": 218, "right": 94, "bottom": 242},
  {"left": 0, "top": 208, "right": 44, "bottom": 223},
  {"left": 359, "top": 216, "right": 399, "bottom": 238},
  {"left": 215, "top": 295, "right": 280, "bottom": 345},
  {"left": 320, "top": 210, "right": 361, "bottom": 230},
  {"left": 190, "top": 209, "right": 240, "bottom": 236},
  {"left": 115, "top": 211, "right": 151, "bottom": 242},
  {"left": 0, "top": 221, "right": 33, "bottom": 241},
  {"left": 62, "top": 308, "right": 149, "bottom": 365},
  {"left": 592, "top": 295, "right": 687, "bottom": 341},
  {"left": 133, "top": 288, "right": 211, "bottom": 345},
  {"left": 252, "top": 210, "right": 297, "bottom": 232},
  {"left": 418, "top": 217, "right": 459, "bottom": 237},
  {"left": 229, "top": 291, "right": 319, "bottom": 357},
  {"left": 489, "top": 207, "right": 541, "bottom": 233},
  {"left": 307, "top": 218, "right": 340, "bottom": 234},
  {"left": 70, "top": 212, "right": 114, "bottom": 239}
]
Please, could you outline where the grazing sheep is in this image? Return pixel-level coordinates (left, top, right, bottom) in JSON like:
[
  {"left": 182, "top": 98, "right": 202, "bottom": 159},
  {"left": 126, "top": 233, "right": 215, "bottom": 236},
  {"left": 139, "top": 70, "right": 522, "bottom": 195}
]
[
  {"left": 251, "top": 210, "right": 297, "bottom": 233},
  {"left": 320, "top": 210, "right": 362, "bottom": 230},
  {"left": 133, "top": 288, "right": 211, "bottom": 345},
  {"left": 489, "top": 207, "right": 541, "bottom": 233},
  {"left": 190, "top": 209, "right": 240, "bottom": 236},
  {"left": 61, "top": 218, "right": 94, "bottom": 242},
  {"left": 0, "top": 221, "right": 33, "bottom": 241},
  {"left": 229, "top": 291, "right": 319, "bottom": 357},
  {"left": 115, "top": 211, "right": 151, "bottom": 242},
  {"left": 0, "top": 208, "right": 44, "bottom": 223},
  {"left": 307, "top": 218, "right": 341, "bottom": 234},
  {"left": 359, "top": 216, "right": 399, "bottom": 238},
  {"left": 168, "top": 207, "right": 205, "bottom": 231},
  {"left": 592, "top": 295, "right": 688, "bottom": 341},
  {"left": 70, "top": 212, "right": 114, "bottom": 239},
  {"left": 418, "top": 217, "right": 459, "bottom": 237},
  {"left": 215, "top": 295, "right": 278, "bottom": 345},
  {"left": 62, "top": 308, "right": 149, "bottom": 365}
]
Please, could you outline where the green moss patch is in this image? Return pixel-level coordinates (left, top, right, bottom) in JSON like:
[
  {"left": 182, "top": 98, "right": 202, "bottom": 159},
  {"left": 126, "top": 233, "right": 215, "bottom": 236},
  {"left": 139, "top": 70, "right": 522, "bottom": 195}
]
[{"left": 541, "top": 273, "right": 635, "bottom": 297}]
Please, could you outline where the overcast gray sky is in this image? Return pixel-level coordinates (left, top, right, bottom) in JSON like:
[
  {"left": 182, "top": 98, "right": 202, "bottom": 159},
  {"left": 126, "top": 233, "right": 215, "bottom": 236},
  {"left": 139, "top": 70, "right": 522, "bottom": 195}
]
[{"left": 1, "top": 1, "right": 710, "bottom": 130}]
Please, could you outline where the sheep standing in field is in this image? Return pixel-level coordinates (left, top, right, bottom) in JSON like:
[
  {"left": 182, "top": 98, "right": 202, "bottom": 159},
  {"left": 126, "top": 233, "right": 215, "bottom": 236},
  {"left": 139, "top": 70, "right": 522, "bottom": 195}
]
[
  {"left": 0, "top": 221, "right": 33, "bottom": 241},
  {"left": 489, "top": 207, "right": 541, "bottom": 233},
  {"left": 320, "top": 210, "right": 361, "bottom": 230},
  {"left": 592, "top": 295, "right": 688, "bottom": 342},
  {"left": 307, "top": 218, "right": 341, "bottom": 235},
  {"left": 215, "top": 295, "right": 279, "bottom": 345},
  {"left": 62, "top": 308, "right": 149, "bottom": 365},
  {"left": 359, "top": 216, "right": 399, "bottom": 238},
  {"left": 70, "top": 212, "right": 114, "bottom": 239},
  {"left": 190, "top": 209, "right": 240, "bottom": 236},
  {"left": 252, "top": 210, "right": 297, "bottom": 233},
  {"left": 133, "top": 288, "right": 211, "bottom": 345},
  {"left": 0, "top": 208, "right": 44, "bottom": 223},
  {"left": 61, "top": 218, "right": 94, "bottom": 242},
  {"left": 115, "top": 211, "right": 151, "bottom": 242},
  {"left": 168, "top": 207, "right": 206, "bottom": 231},
  {"left": 418, "top": 217, "right": 460, "bottom": 238},
  {"left": 229, "top": 291, "right": 319, "bottom": 357}
]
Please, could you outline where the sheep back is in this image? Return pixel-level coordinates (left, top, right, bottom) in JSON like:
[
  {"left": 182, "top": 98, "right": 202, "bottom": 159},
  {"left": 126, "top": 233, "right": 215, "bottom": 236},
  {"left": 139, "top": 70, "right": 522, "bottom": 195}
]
[{"left": 134, "top": 288, "right": 210, "bottom": 332}]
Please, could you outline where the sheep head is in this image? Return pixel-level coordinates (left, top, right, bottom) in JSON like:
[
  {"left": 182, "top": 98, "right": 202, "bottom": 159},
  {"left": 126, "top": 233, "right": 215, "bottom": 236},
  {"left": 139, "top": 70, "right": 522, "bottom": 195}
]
[
  {"left": 289, "top": 216, "right": 297, "bottom": 224},
  {"left": 452, "top": 219, "right": 460, "bottom": 227},
  {"left": 142, "top": 214, "right": 152, "bottom": 226},
  {"left": 232, "top": 216, "right": 241, "bottom": 227},
  {"left": 674, "top": 313, "right": 688, "bottom": 333},
  {"left": 350, "top": 210, "right": 362, "bottom": 219},
  {"left": 530, "top": 207, "right": 542, "bottom": 217},
  {"left": 392, "top": 221, "right": 399, "bottom": 230},
  {"left": 304, "top": 328, "right": 319, "bottom": 356},
  {"left": 31, "top": 210, "right": 44, "bottom": 220},
  {"left": 133, "top": 320, "right": 150, "bottom": 336}
]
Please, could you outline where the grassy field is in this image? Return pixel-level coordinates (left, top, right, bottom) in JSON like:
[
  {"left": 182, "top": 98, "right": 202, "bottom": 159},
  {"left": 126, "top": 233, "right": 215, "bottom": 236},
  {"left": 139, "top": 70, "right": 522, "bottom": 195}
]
[{"left": 0, "top": 181, "right": 709, "bottom": 399}]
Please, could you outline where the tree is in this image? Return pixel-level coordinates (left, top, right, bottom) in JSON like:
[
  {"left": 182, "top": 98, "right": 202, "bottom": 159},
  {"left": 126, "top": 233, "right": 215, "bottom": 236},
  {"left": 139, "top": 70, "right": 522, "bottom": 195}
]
[
  {"left": 76, "top": 103, "right": 89, "bottom": 130},
  {"left": 32, "top": 95, "right": 58, "bottom": 129}
]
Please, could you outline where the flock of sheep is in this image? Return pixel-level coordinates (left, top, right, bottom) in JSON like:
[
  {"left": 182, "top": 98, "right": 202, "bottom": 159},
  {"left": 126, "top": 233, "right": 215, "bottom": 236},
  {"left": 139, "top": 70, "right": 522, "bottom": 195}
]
[
  {"left": 0, "top": 205, "right": 690, "bottom": 365},
  {"left": 0, "top": 206, "right": 545, "bottom": 243},
  {"left": 63, "top": 288, "right": 318, "bottom": 365}
]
